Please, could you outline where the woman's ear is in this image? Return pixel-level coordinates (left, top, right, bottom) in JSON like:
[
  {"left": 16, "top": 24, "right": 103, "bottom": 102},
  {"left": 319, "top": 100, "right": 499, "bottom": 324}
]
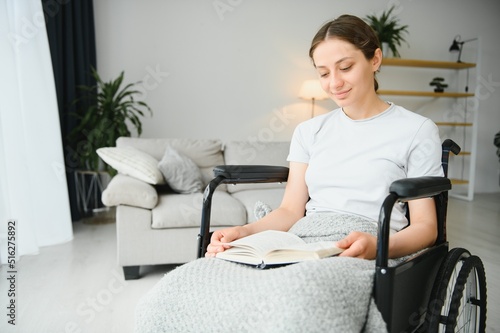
[{"left": 372, "top": 48, "right": 383, "bottom": 71}]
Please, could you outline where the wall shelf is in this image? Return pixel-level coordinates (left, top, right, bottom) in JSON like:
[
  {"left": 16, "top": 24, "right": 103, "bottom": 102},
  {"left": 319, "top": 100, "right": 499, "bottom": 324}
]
[
  {"left": 382, "top": 58, "right": 476, "bottom": 69},
  {"left": 450, "top": 179, "right": 469, "bottom": 185},
  {"left": 435, "top": 122, "right": 473, "bottom": 127},
  {"left": 378, "top": 90, "right": 474, "bottom": 98}
]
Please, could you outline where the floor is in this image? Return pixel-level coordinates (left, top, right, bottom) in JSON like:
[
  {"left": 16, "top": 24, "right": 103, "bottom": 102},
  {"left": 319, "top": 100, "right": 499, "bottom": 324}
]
[{"left": 1, "top": 193, "right": 499, "bottom": 333}]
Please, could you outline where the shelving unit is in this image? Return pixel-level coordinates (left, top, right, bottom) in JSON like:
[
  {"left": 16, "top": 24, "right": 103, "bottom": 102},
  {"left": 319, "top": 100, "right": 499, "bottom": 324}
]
[{"left": 379, "top": 57, "right": 479, "bottom": 201}]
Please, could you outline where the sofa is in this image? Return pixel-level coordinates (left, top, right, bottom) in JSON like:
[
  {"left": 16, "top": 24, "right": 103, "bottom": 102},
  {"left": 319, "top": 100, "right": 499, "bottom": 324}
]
[{"left": 98, "top": 137, "right": 290, "bottom": 279}]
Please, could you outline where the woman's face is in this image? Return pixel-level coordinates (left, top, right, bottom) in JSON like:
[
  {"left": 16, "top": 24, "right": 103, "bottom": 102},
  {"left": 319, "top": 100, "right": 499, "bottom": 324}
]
[{"left": 312, "top": 38, "right": 381, "bottom": 109}]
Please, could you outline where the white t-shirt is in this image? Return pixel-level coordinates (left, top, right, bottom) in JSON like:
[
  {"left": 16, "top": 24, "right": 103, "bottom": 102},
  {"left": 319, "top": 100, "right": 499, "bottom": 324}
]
[{"left": 287, "top": 103, "right": 444, "bottom": 232}]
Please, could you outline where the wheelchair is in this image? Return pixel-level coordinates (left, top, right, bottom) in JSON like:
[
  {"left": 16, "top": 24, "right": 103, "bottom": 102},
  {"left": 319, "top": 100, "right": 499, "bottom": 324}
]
[{"left": 196, "top": 139, "right": 487, "bottom": 333}]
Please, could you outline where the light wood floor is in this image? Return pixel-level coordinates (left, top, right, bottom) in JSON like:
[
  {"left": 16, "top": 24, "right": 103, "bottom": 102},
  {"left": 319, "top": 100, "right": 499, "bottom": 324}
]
[{"left": 1, "top": 193, "right": 499, "bottom": 333}]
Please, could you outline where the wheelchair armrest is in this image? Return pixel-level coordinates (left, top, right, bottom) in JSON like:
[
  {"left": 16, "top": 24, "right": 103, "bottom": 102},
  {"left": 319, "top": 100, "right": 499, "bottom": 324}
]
[
  {"left": 197, "top": 165, "right": 289, "bottom": 258},
  {"left": 213, "top": 165, "right": 289, "bottom": 184},
  {"left": 389, "top": 176, "right": 451, "bottom": 201},
  {"left": 376, "top": 176, "right": 451, "bottom": 268}
]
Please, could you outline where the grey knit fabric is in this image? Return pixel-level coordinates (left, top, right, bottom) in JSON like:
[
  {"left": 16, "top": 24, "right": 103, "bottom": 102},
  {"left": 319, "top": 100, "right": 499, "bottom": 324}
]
[
  {"left": 253, "top": 200, "right": 273, "bottom": 220},
  {"left": 135, "top": 213, "right": 388, "bottom": 333}
]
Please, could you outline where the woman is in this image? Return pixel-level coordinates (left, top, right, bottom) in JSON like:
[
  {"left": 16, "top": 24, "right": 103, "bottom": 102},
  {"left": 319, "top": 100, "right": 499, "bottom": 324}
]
[
  {"left": 136, "top": 15, "right": 443, "bottom": 333},
  {"left": 206, "top": 14, "right": 443, "bottom": 261}
]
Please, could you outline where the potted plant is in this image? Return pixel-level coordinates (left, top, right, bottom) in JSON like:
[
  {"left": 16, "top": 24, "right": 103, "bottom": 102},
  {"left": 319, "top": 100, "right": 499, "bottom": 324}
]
[
  {"left": 365, "top": 6, "right": 409, "bottom": 58},
  {"left": 429, "top": 77, "right": 449, "bottom": 93},
  {"left": 68, "top": 68, "right": 152, "bottom": 174}
]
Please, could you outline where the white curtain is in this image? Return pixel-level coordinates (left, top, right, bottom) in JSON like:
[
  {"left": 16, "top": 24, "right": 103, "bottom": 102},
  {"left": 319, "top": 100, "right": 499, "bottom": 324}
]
[{"left": 0, "top": 0, "right": 73, "bottom": 262}]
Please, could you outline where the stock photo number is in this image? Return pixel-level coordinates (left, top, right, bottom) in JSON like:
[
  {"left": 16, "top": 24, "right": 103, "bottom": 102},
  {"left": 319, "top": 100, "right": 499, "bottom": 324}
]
[{"left": 6, "top": 219, "right": 17, "bottom": 326}]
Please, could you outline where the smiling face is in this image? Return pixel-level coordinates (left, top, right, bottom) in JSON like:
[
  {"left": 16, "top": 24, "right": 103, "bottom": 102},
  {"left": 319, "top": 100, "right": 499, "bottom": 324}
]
[{"left": 312, "top": 38, "right": 382, "bottom": 110}]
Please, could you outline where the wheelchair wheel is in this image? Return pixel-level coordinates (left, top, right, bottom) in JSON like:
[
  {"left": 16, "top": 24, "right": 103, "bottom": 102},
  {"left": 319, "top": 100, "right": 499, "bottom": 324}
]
[
  {"left": 424, "top": 248, "right": 487, "bottom": 333},
  {"left": 445, "top": 255, "right": 487, "bottom": 332}
]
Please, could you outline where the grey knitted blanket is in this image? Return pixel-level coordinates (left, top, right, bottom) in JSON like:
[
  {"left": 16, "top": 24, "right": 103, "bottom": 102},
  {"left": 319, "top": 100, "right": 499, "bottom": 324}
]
[{"left": 135, "top": 213, "right": 390, "bottom": 333}]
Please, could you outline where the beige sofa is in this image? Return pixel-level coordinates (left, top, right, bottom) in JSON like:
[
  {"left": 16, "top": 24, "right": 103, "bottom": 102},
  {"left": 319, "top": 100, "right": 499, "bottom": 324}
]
[{"left": 100, "top": 137, "right": 290, "bottom": 279}]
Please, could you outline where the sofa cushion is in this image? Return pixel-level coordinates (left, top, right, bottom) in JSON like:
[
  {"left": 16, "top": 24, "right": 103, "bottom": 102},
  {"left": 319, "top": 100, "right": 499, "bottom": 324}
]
[
  {"left": 158, "top": 146, "right": 204, "bottom": 194},
  {"left": 231, "top": 188, "right": 286, "bottom": 223},
  {"left": 223, "top": 141, "right": 290, "bottom": 193},
  {"left": 151, "top": 191, "right": 246, "bottom": 229},
  {"left": 102, "top": 174, "right": 158, "bottom": 209},
  {"left": 116, "top": 137, "right": 224, "bottom": 187},
  {"left": 97, "top": 146, "right": 165, "bottom": 185}
]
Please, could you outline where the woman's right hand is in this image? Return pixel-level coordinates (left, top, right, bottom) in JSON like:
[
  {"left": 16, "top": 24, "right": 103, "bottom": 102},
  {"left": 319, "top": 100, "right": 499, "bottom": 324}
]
[{"left": 205, "top": 226, "right": 249, "bottom": 258}]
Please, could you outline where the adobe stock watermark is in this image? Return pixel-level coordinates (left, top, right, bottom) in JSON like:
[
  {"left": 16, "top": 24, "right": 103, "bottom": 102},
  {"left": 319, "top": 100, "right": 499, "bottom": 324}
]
[
  {"left": 225, "top": 108, "right": 296, "bottom": 164},
  {"left": 408, "top": 137, "right": 440, "bottom": 170},
  {"left": 134, "top": 64, "right": 170, "bottom": 101},
  {"left": 8, "top": 0, "right": 70, "bottom": 51},
  {"left": 213, "top": 0, "right": 244, "bottom": 21},
  {"left": 371, "top": 0, "right": 413, "bottom": 18},
  {"left": 443, "top": 73, "right": 500, "bottom": 123},
  {"left": 63, "top": 268, "right": 128, "bottom": 333}
]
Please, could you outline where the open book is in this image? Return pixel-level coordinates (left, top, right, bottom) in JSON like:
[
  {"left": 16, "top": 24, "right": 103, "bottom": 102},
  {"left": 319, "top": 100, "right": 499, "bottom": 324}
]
[{"left": 215, "top": 230, "right": 344, "bottom": 268}]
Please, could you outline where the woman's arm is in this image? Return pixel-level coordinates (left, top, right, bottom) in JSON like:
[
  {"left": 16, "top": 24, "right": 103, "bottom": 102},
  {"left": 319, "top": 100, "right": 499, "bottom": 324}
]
[
  {"left": 337, "top": 197, "right": 438, "bottom": 259},
  {"left": 387, "top": 197, "right": 438, "bottom": 258},
  {"left": 205, "top": 162, "right": 310, "bottom": 256},
  {"left": 242, "top": 161, "right": 309, "bottom": 234}
]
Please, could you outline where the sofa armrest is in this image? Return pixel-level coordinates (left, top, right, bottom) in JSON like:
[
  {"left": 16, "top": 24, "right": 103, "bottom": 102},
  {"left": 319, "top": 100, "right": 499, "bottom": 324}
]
[{"left": 102, "top": 174, "right": 158, "bottom": 209}]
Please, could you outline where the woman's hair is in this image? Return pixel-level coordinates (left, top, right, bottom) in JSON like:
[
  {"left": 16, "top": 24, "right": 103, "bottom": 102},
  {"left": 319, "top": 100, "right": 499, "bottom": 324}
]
[{"left": 309, "top": 14, "right": 381, "bottom": 91}]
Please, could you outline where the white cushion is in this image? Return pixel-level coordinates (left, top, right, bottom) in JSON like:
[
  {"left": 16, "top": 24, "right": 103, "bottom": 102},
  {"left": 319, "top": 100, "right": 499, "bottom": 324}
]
[
  {"left": 97, "top": 146, "right": 165, "bottom": 185},
  {"left": 115, "top": 137, "right": 225, "bottom": 188},
  {"left": 157, "top": 147, "right": 204, "bottom": 194},
  {"left": 101, "top": 174, "right": 158, "bottom": 209}
]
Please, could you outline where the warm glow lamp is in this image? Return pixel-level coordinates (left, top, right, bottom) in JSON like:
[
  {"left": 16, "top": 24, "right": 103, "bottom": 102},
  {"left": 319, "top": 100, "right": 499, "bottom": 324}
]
[{"left": 298, "top": 79, "right": 329, "bottom": 118}]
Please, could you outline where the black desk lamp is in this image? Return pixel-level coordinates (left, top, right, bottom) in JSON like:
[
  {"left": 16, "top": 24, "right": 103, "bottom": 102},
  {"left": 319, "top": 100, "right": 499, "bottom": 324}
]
[{"left": 449, "top": 35, "right": 478, "bottom": 63}]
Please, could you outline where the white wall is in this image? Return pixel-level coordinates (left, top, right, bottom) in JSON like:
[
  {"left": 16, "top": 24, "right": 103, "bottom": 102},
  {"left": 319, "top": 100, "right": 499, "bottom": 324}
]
[{"left": 93, "top": 0, "right": 500, "bottom": 193}]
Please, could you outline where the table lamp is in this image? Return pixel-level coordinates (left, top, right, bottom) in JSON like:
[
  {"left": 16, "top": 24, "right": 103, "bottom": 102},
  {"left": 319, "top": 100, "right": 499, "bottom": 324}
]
[{"left": 298, "top": 79, "right": 329, "bottom": 118}]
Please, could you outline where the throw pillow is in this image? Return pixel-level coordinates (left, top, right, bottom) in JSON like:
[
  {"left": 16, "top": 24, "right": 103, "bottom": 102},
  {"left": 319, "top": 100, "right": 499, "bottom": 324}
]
[
  {"left": 157, "top": 146, "right": 203, "bottom": 194},
  {"left": 96, "top": 146, "right": 165, "bottom": 185}
]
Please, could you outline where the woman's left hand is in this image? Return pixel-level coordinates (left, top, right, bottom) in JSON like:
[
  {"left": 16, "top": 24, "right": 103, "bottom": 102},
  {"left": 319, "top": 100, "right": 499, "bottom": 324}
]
[{"left": 336, "top": 232, "right": 377, "bottom": 259}]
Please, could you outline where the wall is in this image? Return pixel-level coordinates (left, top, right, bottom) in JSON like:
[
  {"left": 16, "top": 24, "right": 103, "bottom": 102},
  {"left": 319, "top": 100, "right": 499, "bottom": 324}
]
[{"left": 93, "top": 0, "right": 500, "bottom": 193}]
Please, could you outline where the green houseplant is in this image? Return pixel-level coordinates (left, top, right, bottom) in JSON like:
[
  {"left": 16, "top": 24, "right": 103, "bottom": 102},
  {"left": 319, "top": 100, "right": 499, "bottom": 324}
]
[
  {"left": 69, "top": 68, "right": 152, "bottom": 174},
  {"left": 365, "top": 6, "right": 409, "bottom": 58}
]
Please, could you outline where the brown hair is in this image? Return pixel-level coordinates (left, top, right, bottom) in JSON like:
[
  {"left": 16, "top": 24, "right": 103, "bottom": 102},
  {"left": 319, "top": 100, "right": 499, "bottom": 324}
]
[{"left": 309, "top": 15, "right": 381, "bottom": 91}]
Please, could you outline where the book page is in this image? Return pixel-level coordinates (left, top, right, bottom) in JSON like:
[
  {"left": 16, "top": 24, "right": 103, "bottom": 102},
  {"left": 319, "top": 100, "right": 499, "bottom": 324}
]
[
  {"left": 224, "top": 230, "right": 305, "bottom": 257},
  {"left": 265, "top": 241, "right": 343, "bottom": 263}
]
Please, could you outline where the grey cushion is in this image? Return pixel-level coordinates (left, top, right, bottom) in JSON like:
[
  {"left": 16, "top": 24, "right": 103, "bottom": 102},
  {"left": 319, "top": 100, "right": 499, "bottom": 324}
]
[{"left": 158, "top": 147, "right": 203, "bottom": 194}]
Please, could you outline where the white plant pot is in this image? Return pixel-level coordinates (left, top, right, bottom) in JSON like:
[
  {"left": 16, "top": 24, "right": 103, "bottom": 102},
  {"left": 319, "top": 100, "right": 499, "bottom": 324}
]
[{"left": 382, "top": 42, "right": 391, "bottom": 57}]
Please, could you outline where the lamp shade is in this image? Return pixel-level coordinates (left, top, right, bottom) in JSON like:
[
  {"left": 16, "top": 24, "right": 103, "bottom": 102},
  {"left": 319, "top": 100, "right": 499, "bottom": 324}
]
[
  {"left": 298, "top": 80, "right": 329, "bottom": 100},
  {"left": 449, "top": 38, "right": 460, "bottom": 52}
]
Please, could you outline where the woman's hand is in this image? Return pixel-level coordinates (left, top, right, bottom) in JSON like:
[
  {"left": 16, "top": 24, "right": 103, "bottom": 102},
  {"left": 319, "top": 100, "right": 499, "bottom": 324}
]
[
  {"left": 205, "top": 226, "right": 249, "bottom": 258},
  {"left": 336, "top": 231, "right": 377, "bottom": 260}
]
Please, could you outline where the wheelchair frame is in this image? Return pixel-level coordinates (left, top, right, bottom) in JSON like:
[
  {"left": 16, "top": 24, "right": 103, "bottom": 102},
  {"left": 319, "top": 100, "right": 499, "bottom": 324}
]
[{"left": 197, "top": 139, "right": 487, "bottom": 332}]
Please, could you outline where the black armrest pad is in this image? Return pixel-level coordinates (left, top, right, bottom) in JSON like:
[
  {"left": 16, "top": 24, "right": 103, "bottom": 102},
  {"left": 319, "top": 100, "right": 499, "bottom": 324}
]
[
  {"left": 213, "top": 165, "right": 289, "bottom": 183},
  {"left": 389, "top": 176, "right": 451, "bottom": 200}
]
